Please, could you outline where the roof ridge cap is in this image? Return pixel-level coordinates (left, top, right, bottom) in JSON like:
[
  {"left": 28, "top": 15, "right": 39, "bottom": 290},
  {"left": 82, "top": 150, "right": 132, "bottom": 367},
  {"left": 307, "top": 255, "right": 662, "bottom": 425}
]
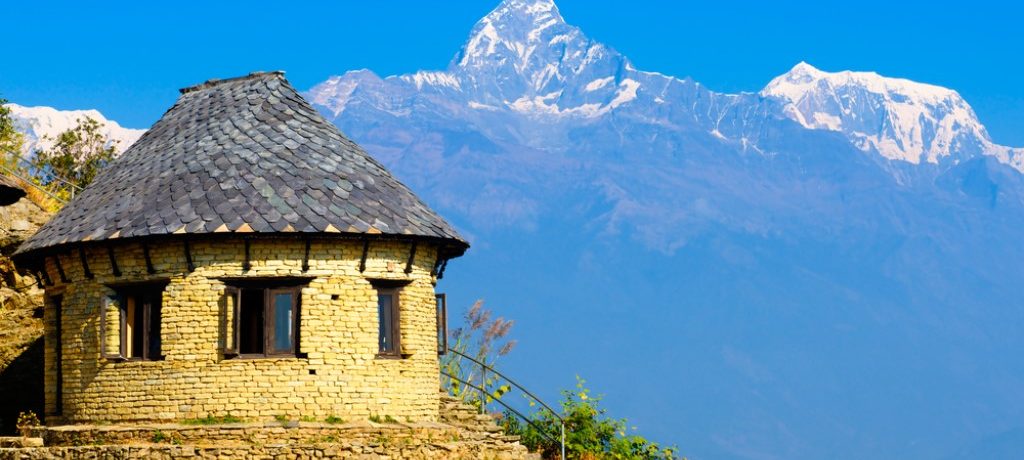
[{"left": 179, "top": 71, "right": 286, "bottom": 94}]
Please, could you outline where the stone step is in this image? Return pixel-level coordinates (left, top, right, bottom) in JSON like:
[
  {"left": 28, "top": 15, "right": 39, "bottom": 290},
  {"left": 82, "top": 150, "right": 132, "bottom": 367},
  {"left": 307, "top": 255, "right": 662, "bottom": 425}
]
[{"left": 0, "top": 437, "right": 43, "bottom": 448}]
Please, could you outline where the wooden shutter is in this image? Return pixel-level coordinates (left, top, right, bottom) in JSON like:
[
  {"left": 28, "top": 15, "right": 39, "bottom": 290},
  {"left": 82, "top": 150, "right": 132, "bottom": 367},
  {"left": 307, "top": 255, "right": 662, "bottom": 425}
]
[
  {"left": 223, "top": 286, "right": 240, "bottom": 357},
  {"left": 100, "top": 296, "right": 124, "bottom": 360},
  {"left": 391, "top": 289, "right": 402, "bottom": 356}
]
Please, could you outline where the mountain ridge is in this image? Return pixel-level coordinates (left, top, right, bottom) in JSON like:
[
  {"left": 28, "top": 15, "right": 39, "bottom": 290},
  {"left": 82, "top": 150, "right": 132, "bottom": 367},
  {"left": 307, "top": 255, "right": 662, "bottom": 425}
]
[
  {"left": 310, "top": 0, "right": 1021, "bottom": 172},
  {"left": 303, "top": 1, "right": 1024, "bottom": 459},
  {"left": 4, "top": 103, "right": 144, "bottom": 156},
  {"left": 763, "top": 62, "right": 1024, "bottom": 169}
]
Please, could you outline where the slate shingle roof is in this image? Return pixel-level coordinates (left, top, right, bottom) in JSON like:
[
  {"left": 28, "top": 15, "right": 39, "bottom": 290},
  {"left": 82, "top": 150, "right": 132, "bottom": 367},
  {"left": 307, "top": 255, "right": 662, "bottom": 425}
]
[{"left": 15, "top": 71, "right": 467, "bottom": 257}]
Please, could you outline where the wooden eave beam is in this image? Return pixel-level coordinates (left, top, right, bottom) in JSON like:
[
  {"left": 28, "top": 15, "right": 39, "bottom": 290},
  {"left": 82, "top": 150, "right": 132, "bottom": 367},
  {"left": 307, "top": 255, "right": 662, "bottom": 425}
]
[
  {"left": 359, "top": 239, "right": 369, "bottom": 272},
  {"left": 436, "top": 258, "right": 449, "bottom": 280},
  {"left": 107, "top": 245, "right": 121, "bottom": 277},
  {"left": 242, "top": 238, "right": 251, "bottom": 272},
  {"left": 302, "top": 238, "right": 311, "bottom": 272},
  {"left": 142, "top": 242, "right": 156, "bottom": 274},
  {"left": 431, "top": 254, "right": 444, "bottom": 277},
  {"left": 53, "top": 255, "right": 69, "bottom": 283},
  {"left": 404, "top": 241, "right": 418, "bottom": 274},
  {"left": 184, "top": 240, "right": 195, "bottom": 272},
  {"left": 78, "top": 246, "right": 93, "bottom": 279}
]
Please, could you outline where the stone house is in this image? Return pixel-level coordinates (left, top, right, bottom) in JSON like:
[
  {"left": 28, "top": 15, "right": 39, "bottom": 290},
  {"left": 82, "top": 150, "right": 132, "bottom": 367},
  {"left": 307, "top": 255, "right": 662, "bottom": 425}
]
[{"left": 11, "top": 72, "right": 468, "bottom": 425}]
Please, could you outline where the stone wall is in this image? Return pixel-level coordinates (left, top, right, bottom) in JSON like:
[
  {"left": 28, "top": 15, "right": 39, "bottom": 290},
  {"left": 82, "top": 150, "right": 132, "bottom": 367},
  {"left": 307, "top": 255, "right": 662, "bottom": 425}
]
[
  {"left": 26, "top": 420, "right": 528, "bottom": 459},
  {"left": 38, "top": 237, "right": 446, "bottom": 424},
  {"left": 0, "top": 394, "right": 534, "bottom": 460},
  {"left": 0, "top": 445, "right": 523, "bottom": 460}
]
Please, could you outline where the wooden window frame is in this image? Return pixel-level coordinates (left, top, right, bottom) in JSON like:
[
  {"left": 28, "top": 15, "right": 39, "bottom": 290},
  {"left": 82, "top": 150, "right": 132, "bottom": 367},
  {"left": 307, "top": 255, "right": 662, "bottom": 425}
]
[
  {"left": 436, "top": 293, "right": 447, "bottom": 356},
  {"left": 222, "top": 281, "right": 305, "bottom": 359},
  {"left": 101, "top": 282, "right": 166, "bottom": 362},
  {"left": 375, "top": 287, "right": 402, "bottom": 359},
  {"left": 267, "top": 288, "right": 300, "bottom": 355}
]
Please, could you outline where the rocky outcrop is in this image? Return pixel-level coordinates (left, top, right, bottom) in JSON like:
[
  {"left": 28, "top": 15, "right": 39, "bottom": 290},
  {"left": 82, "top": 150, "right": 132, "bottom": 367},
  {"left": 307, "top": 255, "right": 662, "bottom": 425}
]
[{"left": 0, "top": 196, "right": 49, "bottom": 434}]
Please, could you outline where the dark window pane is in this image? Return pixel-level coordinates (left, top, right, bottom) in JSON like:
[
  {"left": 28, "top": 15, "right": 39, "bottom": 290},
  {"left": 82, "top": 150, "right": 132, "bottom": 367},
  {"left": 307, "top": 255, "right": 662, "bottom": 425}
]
[
  {"left": 378, "top": 293, "right": 394, "bottom": 353},
  {"left": 239, "top": 288, "right": 264, "bottom": 354},
  {"left": 272, "top": 292, "right": 293, "bottom": 352}
]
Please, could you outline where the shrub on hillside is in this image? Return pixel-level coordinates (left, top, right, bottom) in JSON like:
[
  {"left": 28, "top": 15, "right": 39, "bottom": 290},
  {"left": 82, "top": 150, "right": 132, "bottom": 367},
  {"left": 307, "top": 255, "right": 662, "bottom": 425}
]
[{"left": 502, "top": 377, "right": 679, "bottom": 460}]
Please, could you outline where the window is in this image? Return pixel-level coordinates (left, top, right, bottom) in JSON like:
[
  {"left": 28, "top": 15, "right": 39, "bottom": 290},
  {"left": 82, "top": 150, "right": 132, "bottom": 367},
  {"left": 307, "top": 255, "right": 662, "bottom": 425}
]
[
  {"left": 436, "top": 293, "right": 447, "bottom": 355},
  {"left": 376, "top": 286, "right": 401, "bottom": 357},
  {"left": 101, "top": 283, "right": 165, "bottom": 361},
  {"left": 223, "top": 281, "right": 304, "bottom": 357}
]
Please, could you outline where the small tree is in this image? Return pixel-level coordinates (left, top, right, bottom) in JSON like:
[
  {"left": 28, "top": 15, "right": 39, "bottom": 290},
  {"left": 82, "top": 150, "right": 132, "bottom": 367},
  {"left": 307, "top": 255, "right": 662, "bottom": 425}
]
[
  {"left": 441, "top": 300, "right": 517, "bottom": 407},
  {"left": 31, "top": 116, "right": 118, "bottom": 201},
  {"left": 0, "top": 99, "right": 25, "bottom": 172}
]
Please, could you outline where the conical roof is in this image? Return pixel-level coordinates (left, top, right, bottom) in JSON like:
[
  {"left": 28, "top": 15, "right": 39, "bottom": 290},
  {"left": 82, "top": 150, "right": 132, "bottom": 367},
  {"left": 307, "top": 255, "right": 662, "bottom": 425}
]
[{"left": 16, "top": 71, "right": 467, "bottom": 258}]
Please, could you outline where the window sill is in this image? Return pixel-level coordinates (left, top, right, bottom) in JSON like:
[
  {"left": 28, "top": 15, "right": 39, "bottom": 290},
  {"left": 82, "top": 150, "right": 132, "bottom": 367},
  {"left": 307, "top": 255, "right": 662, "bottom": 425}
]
[
  {"left": 375, "top": 352, "right": 411, "bottom": 360},
  {"left": 224, "top": 353, "right": 308, "bottom": 360},
  {"left": 104, "top": 356, "right": 165, "bottom": 363}
]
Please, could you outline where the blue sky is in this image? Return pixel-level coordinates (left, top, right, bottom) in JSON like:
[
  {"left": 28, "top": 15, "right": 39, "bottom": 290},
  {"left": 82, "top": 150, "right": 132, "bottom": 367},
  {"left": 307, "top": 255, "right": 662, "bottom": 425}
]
[{"left": 3, "top": 0, "right": 1023, "bottom": 146}]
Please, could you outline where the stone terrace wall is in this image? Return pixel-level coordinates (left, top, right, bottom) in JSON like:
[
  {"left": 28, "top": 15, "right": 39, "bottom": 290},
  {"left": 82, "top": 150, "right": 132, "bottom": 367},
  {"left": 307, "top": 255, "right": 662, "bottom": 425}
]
[
  {"left": 0, "top": 393, "right": 537, "bottom": 459},
  {"left": 25, "top": 421, "right": 529, "bottom": 459},
  {"left": 0, "top": 408, "right": 533, "bottom": 459},
  {"left": 39, "top": 238, "right": 444, "bottom": 424},
  {"left": 0, "top": 444, "right": 527, "bottom": 460}
]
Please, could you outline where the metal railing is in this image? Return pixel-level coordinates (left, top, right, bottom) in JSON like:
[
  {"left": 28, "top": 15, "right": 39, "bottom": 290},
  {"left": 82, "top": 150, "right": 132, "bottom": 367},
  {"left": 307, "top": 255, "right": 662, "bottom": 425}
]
[
  {"left": 441, "top": 348, "right": 566, "bottom": 460},
  {"left": 0, "top": 150, "right": 83, "bottom": 204},
  {"left": 0, "top": 163, "right": 67, "bottom": 204}
]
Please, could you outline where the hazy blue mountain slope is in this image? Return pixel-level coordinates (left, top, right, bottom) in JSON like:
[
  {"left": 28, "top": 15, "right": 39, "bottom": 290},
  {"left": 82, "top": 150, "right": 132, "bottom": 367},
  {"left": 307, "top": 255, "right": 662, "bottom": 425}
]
[{"left": 307, "top": 1, "right": 1024, "bottom": 458}]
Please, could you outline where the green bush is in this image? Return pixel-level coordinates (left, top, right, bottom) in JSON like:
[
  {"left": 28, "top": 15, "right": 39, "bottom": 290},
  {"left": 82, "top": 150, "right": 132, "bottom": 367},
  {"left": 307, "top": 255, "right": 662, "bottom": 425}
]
[
  {"left": 502, "top": 377, "right": 679, "bottom": 460},
  {"left": 369, "top": 414, "right": 398, "bottom": 424},
  {"left": 181, "top": 414, "right": 243, "bottom": 425}
]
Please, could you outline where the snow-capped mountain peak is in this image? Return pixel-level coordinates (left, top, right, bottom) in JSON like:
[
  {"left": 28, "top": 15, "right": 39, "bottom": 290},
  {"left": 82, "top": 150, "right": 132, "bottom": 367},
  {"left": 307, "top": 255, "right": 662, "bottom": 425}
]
[
  {"left": 766, "top": 61, "right": 960, "bottom": 108},
  {"left": 453, "top": 0, "right": 567, "bottom": 69},
  {"left": 780, "top": 61, "right": 828, "bottom": 83},
  {"left": 445, "top": 0, "right": 640, "bottom": 113},
  {"left": 762, "top": 63, "right": 1023, "bottom": 169},
  {"left": 309, "top": 0, "right": 650, "bottom": 121},
  {"left": 4, "top": 103, "right": 145, "bottom": 156}
]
